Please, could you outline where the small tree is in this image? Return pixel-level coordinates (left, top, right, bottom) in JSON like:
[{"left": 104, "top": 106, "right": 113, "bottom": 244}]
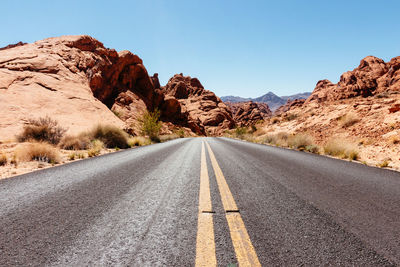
[{"left": 139, "top": 109, "right": 162, "bottom": 142}]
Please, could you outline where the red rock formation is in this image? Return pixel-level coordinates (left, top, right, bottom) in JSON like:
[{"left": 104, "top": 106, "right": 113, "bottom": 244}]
[
  {"left": 275, "top": 99, "right": 306, "bottom": 115},
  {"left": 0, "top": 41, "right": 26, "bottom": 51},
  {"left": 225, "top": 101, "right": 271, "bottom": 126},
  {"left": 0, "top": 35, "right": 234, "bottom": 139},
  {"left": 306, "top": 56, "right": 400, "bottom": 104},
  {"left": 163, "top": 74, "right": 235, "bottom": 135}
]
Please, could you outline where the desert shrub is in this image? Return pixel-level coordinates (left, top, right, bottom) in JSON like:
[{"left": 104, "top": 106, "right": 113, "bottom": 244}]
[
  {"left": 234, "top": 127, "right": 247, "bottom": 138},
  {"left": 276, "top": 131, "right": 289, "bottom": 141},
  {"left": 60, "top": 133, "right": 91, "bottom": 150},
  {"left": 388, "top": 135, "right": 400, "bottom": 145},
  {"left": 339, "top": 113, "right": 360, "bottom": 128},
  {"left": 253, "top": 128, "right": 266, "bottom": 137},
  {"left": 242, "top": 134, "right": 256, "bottom": 142},
  {"left": 378, "top": 160, "right": 390, "bottom": 168},
  {"left": 287, "top": 133, "right": 313, "bottom": 150},
  {"left": 160, "top": 134, "right": 180, "bottom": 142},
  {"left": 17, "top": 116, "right": 66, "bottom": 144},
  {"left": 249, "top": 125, "right": 257, "bottom": 133},
  {"left": 139, "top": 109, "right": 162, "bottom": 142},
  {"left": 261, "top": 131, "right": 289, "bottom": 146},
  {"left": 284, "top": 113, "right": 298, "bottom": 121},
  {"left": 91, "top": 124, "right": 129, "bottom": 148},
  {"left": 175, "top": 128, "right": 185, "bottom": 138},
  {"left": 16, "top": 143, "right": 60, "bottom": 163},
  {"left": 112, "top": 110, "right": 122, "bottom": 118},
  {"left": 305, "top": 144, "right": 320, "bottom": 154},
  {"left": 87, "top": 139, "right": 104, "bottom": 157},
  {"left": 10, "top": 153, "right": 17, "bottom": 166},
  {"left": 68, "top": 153, "right": 76, "bottom": 161},
  {"left": 128, "top": 136, "right": 151, "bottom": 147},
  {"left": 0, "top": 153, "right": 7, "bottom": 166},
  {"left": 324, "top": 138, "right": 359, "bottom": 160},
  {"left": 262, "top": 134, "right": 278, "bottom": 144},
  {"left": 271, "top": 117, "right": 280, "bottom": 124},
  {"left": 349, "top": 150, "right": 359, "bottom": 160}
]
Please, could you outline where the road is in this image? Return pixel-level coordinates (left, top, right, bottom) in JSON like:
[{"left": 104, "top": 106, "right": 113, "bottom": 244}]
[{"left": 0, "top": 137, "right": 399, "bottom": 266}]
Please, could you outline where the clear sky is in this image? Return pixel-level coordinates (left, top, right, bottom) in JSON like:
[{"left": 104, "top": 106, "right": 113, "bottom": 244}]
[{"left": 2, "top": 0, "right": 400, "bottom": 97}]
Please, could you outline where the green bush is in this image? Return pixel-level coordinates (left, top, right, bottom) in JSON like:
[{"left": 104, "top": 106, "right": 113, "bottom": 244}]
[
  {"left": 17, "top": 116, "right": 66, "bottom": 144},
  {"left": 91, "top": 124, "right": 129, "bottom": 148},
  {"left": 139, "top": 109, "right": 162, "bottom": 142},
  {"left": 235, "top": 127, "right": 247, "bottom": 138}
]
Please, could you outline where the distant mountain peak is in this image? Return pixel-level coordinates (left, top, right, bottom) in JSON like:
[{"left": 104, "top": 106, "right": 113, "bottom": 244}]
[{"left": 220, "top": 91, "right": 311, "bottom": 112}]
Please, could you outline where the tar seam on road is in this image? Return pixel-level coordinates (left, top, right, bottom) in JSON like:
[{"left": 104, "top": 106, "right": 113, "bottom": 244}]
[
  {"left": 205, "top": 141, "right": 261, "bottom": 267},
  {"left": 195, "top": 141, "right": 217, "bottom": 267}
]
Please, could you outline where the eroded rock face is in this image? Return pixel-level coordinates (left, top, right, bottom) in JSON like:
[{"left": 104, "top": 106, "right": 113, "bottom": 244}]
[
  {"left": 163, "top": 74, "right": 235, "bottom": 135},
  {"left": 225, "top": 101, "right": 271, "bottom": 126},
  {"left": 306, "top": 56, "right": 400, "bottom": 105},
  {"left": 275, "top": 99, "right": 306, "bottom": 115},
  {"left": 0, "top": 35, "right": 237, "bottom": 139},
  {"left": 0, "top": 35, "right": 126, "bottom": 140}
]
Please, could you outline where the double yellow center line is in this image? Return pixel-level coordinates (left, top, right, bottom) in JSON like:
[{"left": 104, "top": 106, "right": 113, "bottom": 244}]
[{"left": 196, "top": 141, "right": 261, "bottom": 267}]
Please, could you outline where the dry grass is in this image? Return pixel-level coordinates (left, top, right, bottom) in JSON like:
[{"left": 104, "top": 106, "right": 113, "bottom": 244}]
[
  {"left": 324, "top": 138, "right": 359, "bottom": 160},
  {"left": 91, "top": 124, "right": 129, "bottom": 149},
  {"left": 17, "top": 116, "right": 66, "bottom": 144},
  {"left": 60, "top": 133, "right": 91, "bottom": 150},
  {"left": 0, "top": 153, "right": 7, "bottom": 166},
  {"left": 87, "top": 139, "right": 104, "bottom": 157},
  {"left": 377, "top": 160, "right": 390, "bottom": 168},
  {"left": 261, "top": 132, "right": 289, "bottom": 146},
  {"left": 287, "top": 133, "right": 314, "bottom": 150},
  {"left": 16, "top": 143, "right": 60, "bottom": 163},
  {"left": 128, "top": 136, "right": 151, "bottom": 147},
  {"left": 338, "top": 113, "right": 360, "bottom": 128},
  {"left": 159, "top": 134, "right": 180, "bottom": 142}
]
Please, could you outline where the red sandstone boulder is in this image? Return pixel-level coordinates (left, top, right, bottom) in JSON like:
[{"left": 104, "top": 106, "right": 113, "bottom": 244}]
[
  {"left": 163, "top": 74, "right": 235, "bottom": 135},
  {"left": 225, "top": 101, "right": 271, "bottom": 126}
]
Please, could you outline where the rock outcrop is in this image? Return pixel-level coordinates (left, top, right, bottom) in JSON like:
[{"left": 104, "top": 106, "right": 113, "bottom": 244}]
[
  {"left": 225, "top": 101, "right": 271, "bottom": 126},
  {"left": 163, "top": 74, "right": 235, "bottom": 135},
  {"left": 0, "top": 35, "right": 235, "bottom": 140},
  {"left": 306, "top": 56, "right": 400, "bottom": 104},
  {"left": 275, "top": 99, "right": 306, "bottom": 115}
]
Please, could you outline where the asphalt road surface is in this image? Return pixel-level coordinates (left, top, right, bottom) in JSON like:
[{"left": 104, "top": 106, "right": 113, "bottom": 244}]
[{"left": 1, "top": 137, "right": 399, "bottom": 266}]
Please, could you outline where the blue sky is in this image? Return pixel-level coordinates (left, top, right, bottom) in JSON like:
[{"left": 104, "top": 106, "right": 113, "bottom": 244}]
[{"left": 2, "top": 0, "right": 400, "bottom": 97}]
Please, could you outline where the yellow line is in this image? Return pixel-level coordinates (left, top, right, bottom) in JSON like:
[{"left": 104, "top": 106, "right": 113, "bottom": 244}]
[
  {"left": 195, "top": 142, "right": 217, "bottom": 267},
  {"left": 205, "top": 141, "right": 261, "bottom": 267}
]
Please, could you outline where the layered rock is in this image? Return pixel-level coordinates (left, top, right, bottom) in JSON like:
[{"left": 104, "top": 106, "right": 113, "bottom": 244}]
[
  {"left": 225, "top": 101, "right": 271, "bottom": 126},
  {"left": 163, "top": 74, "right": 235, "bottom": 135}
]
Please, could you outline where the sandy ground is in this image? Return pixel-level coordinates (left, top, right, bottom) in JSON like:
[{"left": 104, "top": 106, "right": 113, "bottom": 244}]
[
  {"left": 0, "top": 141, "right": 120, "bottom": 180},
  {"left": 259, "top": 94, "right": 400, "bottom": 171}
]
